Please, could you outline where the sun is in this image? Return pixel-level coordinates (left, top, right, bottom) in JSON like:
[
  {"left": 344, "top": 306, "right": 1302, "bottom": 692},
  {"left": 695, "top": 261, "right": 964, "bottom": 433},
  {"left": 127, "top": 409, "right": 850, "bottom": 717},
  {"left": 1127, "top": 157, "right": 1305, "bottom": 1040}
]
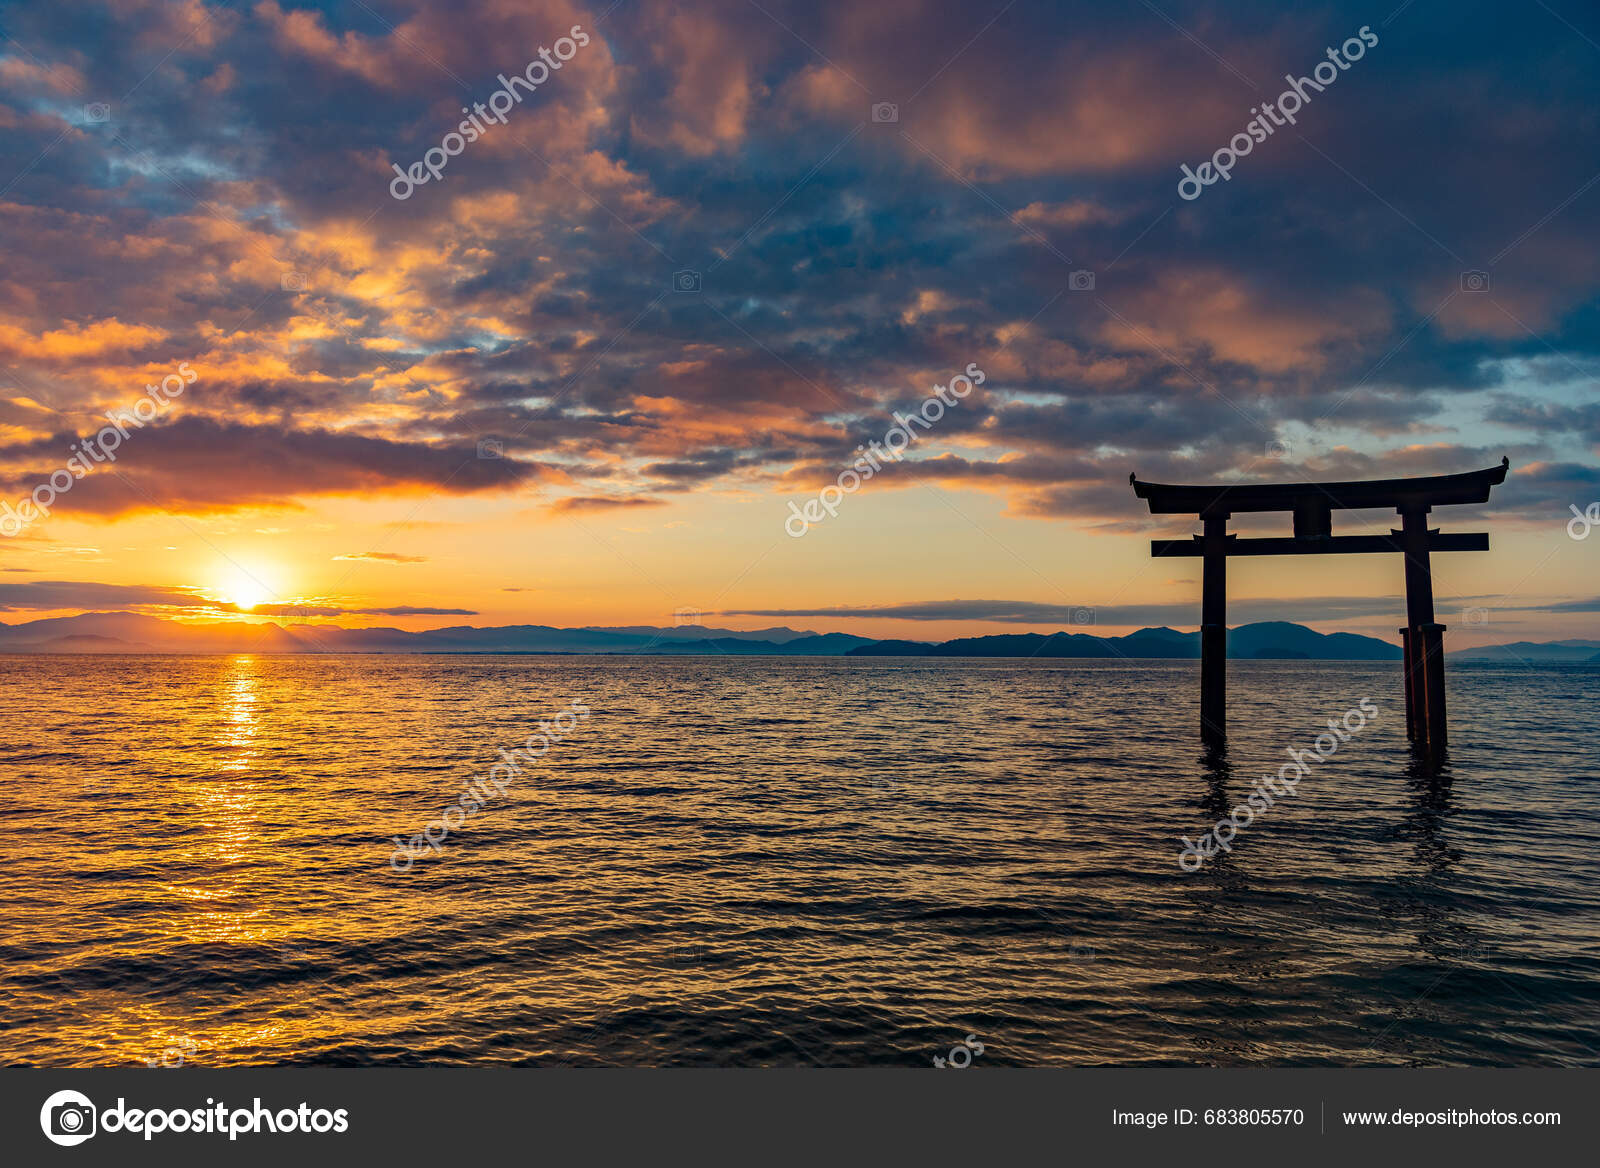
[{"left": 213, "top": 562, "right": 279, "bottom": 612}]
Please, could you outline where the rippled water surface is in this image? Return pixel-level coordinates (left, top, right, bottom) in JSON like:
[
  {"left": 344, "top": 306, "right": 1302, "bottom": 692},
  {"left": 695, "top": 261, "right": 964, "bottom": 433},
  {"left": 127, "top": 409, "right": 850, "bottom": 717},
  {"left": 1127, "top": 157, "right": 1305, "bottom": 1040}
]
[{"left": 3, "top": 654, "right": 1598, "bottom": 1066}]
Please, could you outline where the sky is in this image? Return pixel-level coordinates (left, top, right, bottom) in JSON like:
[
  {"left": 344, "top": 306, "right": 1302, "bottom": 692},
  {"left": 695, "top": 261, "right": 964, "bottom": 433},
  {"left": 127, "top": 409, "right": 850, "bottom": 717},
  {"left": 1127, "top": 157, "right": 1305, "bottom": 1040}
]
[{"left": 0, "top": 0, "right": 1596, "bottom": 646}]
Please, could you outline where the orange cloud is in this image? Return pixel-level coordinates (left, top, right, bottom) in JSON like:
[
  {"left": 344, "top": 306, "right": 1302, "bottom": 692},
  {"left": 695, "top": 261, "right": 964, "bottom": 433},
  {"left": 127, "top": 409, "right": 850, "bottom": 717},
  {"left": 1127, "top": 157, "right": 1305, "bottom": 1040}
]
[{"left": 0, "top": 318, "right": 168, "bottom": 363}]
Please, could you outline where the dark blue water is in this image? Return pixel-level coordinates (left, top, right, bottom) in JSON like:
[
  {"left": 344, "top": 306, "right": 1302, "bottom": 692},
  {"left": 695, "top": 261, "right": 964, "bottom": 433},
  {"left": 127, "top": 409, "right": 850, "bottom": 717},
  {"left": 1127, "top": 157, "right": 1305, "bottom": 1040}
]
[{"left": 2, "top": 655, "right": 1596, "bottom": 1066}]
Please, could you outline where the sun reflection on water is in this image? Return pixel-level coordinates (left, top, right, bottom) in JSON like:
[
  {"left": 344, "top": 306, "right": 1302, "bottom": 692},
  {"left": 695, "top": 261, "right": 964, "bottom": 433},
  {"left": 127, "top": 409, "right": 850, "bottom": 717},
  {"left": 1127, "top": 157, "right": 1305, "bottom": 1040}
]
[{"left": 218, "top": 655, "right": 259, "bottom": 772}]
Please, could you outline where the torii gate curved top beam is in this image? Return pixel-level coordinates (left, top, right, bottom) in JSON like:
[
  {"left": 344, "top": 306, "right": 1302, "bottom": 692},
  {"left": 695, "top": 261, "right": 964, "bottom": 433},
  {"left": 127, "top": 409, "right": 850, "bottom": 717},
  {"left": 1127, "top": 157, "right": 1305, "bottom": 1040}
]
[{"left": 1131, "top": 457, "right": 1508, "bottom": 515}]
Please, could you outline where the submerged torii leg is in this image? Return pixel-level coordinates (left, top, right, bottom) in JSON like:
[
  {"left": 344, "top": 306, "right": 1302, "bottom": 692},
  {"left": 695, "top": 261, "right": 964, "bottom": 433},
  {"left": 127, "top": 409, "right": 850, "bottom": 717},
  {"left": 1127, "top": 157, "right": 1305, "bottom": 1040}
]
[
  {"left": 1398, "top": 625, "right": 1416, "bottom": 739},
  {"left": 1399, "top": 505, "right": 1447, "bottom": 755}
]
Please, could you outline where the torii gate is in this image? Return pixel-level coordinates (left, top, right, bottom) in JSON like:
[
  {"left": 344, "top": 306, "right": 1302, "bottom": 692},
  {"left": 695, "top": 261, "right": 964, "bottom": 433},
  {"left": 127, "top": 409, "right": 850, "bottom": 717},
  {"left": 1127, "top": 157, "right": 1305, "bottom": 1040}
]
[{"left": 1130, "top": 458, "right": 1508, "bottom": 758}]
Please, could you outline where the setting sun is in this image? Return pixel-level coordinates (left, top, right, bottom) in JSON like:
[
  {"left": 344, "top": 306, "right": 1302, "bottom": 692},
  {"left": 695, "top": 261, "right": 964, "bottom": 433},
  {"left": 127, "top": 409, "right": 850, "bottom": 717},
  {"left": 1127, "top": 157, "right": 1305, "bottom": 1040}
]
[{"left": 213, "top": 563, "right": 279, "bottom": 612}]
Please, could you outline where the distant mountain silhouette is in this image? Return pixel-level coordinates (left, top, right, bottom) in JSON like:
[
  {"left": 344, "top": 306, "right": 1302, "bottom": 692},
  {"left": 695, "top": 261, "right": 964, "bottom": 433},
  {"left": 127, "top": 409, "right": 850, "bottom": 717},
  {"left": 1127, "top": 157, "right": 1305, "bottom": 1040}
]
[
  {"left": 0, "top": 612, "right": 304, "bottom": 654},
  {"left": 0, "top": 614, "right": 839, "bottom": 655},
  {"left": 849, "top": 621, "right": 1402, "bottom": 660},
  {"left": 1448, "top": 639, "right": 1600, "bottom": 663},
  {"left": 646, "top": 632, "right": 875, "bottom": 654},
  {"left": 27, "top": 633, "right": 159, "bottom": 653},
  {"left": 0, "top": 611, "right": 1531, "bottom": 660}
]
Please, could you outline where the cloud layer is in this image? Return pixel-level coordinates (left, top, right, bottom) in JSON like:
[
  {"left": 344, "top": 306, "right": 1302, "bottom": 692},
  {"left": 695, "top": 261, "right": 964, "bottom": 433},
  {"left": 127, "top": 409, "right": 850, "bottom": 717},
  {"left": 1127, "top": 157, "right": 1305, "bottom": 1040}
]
[{"left": 0, "top": 0, "right": 1593, "bottom": 570}]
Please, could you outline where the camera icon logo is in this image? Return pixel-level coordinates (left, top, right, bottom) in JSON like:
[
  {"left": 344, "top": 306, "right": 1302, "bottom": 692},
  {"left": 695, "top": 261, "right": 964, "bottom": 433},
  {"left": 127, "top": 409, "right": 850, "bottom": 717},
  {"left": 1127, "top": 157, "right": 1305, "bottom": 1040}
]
[
  {"left": 871, "top": 102, "right": 898, "bottom": 123},
  {"left": 673, "top": 607, "right": 703, "bottom": 626},
  {"left": 41, "top": 1090, "right": 97, "bottom": 1146},
  {"left": 83, "top": 102, "right": 111, "bottom": 124},
  {"left": 1265, "top": 438, "right": 1292, "bottom": 460},
  {"left": 1068, "top": 269, "right": 1095, "bottom": 292},
  {"left": 672, "top": 269, "right": 701, "bottom": 292},
  {"left": 1459, "top": 269, "right": 1491, "bottom": 292},
  {"left": 1461, "top": 606, "right": 1490, "bottom": 626},
  {"left": 477, "top": 438, "right": 504, "bottom": 460},
  {"left": 1070, "top": 606, "right": 1096, "bottom": 626},
  {"left": 281, "top": 270, "right": 309, "bottom": 292}
]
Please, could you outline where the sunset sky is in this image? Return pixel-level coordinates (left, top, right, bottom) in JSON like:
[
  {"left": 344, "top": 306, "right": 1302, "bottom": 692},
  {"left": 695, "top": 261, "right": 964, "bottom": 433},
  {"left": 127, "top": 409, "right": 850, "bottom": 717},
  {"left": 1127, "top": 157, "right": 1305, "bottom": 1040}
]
[{"left": 0, "top": 0, "right": 1596, "bottom": 646}]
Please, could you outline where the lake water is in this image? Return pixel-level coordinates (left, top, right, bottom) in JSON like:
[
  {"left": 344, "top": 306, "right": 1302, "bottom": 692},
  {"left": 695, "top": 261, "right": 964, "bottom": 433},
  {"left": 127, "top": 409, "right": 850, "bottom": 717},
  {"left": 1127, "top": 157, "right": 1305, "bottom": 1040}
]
[{"left": 3, "top": 654, "right": 1597, "bottom": 1066}]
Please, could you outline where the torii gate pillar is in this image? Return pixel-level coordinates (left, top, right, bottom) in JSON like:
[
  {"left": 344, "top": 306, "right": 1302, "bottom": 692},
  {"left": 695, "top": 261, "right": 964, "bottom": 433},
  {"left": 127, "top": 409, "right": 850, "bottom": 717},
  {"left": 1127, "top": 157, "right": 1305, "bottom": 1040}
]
[{"left": 1200, "top": 515, "right": 1228, "bottom": 746}]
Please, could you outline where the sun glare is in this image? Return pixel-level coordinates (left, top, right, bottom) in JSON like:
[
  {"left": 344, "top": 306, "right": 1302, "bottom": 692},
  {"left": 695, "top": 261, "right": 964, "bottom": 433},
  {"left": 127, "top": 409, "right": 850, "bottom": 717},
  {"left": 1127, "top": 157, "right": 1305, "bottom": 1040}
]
[{"left": 213, "top": 563, "right": 279, "bottom": 612}]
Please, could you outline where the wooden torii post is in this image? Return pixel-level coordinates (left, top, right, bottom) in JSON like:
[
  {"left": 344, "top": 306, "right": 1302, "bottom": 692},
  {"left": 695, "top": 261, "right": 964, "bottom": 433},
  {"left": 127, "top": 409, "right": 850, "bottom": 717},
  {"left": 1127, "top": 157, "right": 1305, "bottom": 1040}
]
[{"left": 1129, "top": 458, "right": 1508, "bottom": 757}]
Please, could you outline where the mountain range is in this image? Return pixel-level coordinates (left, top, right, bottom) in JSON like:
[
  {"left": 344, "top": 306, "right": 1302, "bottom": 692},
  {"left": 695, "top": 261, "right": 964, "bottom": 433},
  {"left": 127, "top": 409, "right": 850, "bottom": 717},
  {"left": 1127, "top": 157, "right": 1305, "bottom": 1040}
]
[
  {"left": 0, "top": 611, "right": 1593, "bottom": 661},
  {"left": 849, "top": 622, "right": 1401, "bottom": 659},
  {"left": 1445, "top": 639, "right": 1600, "bottom": 663},
  {"left": 0, "top": 612, "right": 845, "bottom": 655}
]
